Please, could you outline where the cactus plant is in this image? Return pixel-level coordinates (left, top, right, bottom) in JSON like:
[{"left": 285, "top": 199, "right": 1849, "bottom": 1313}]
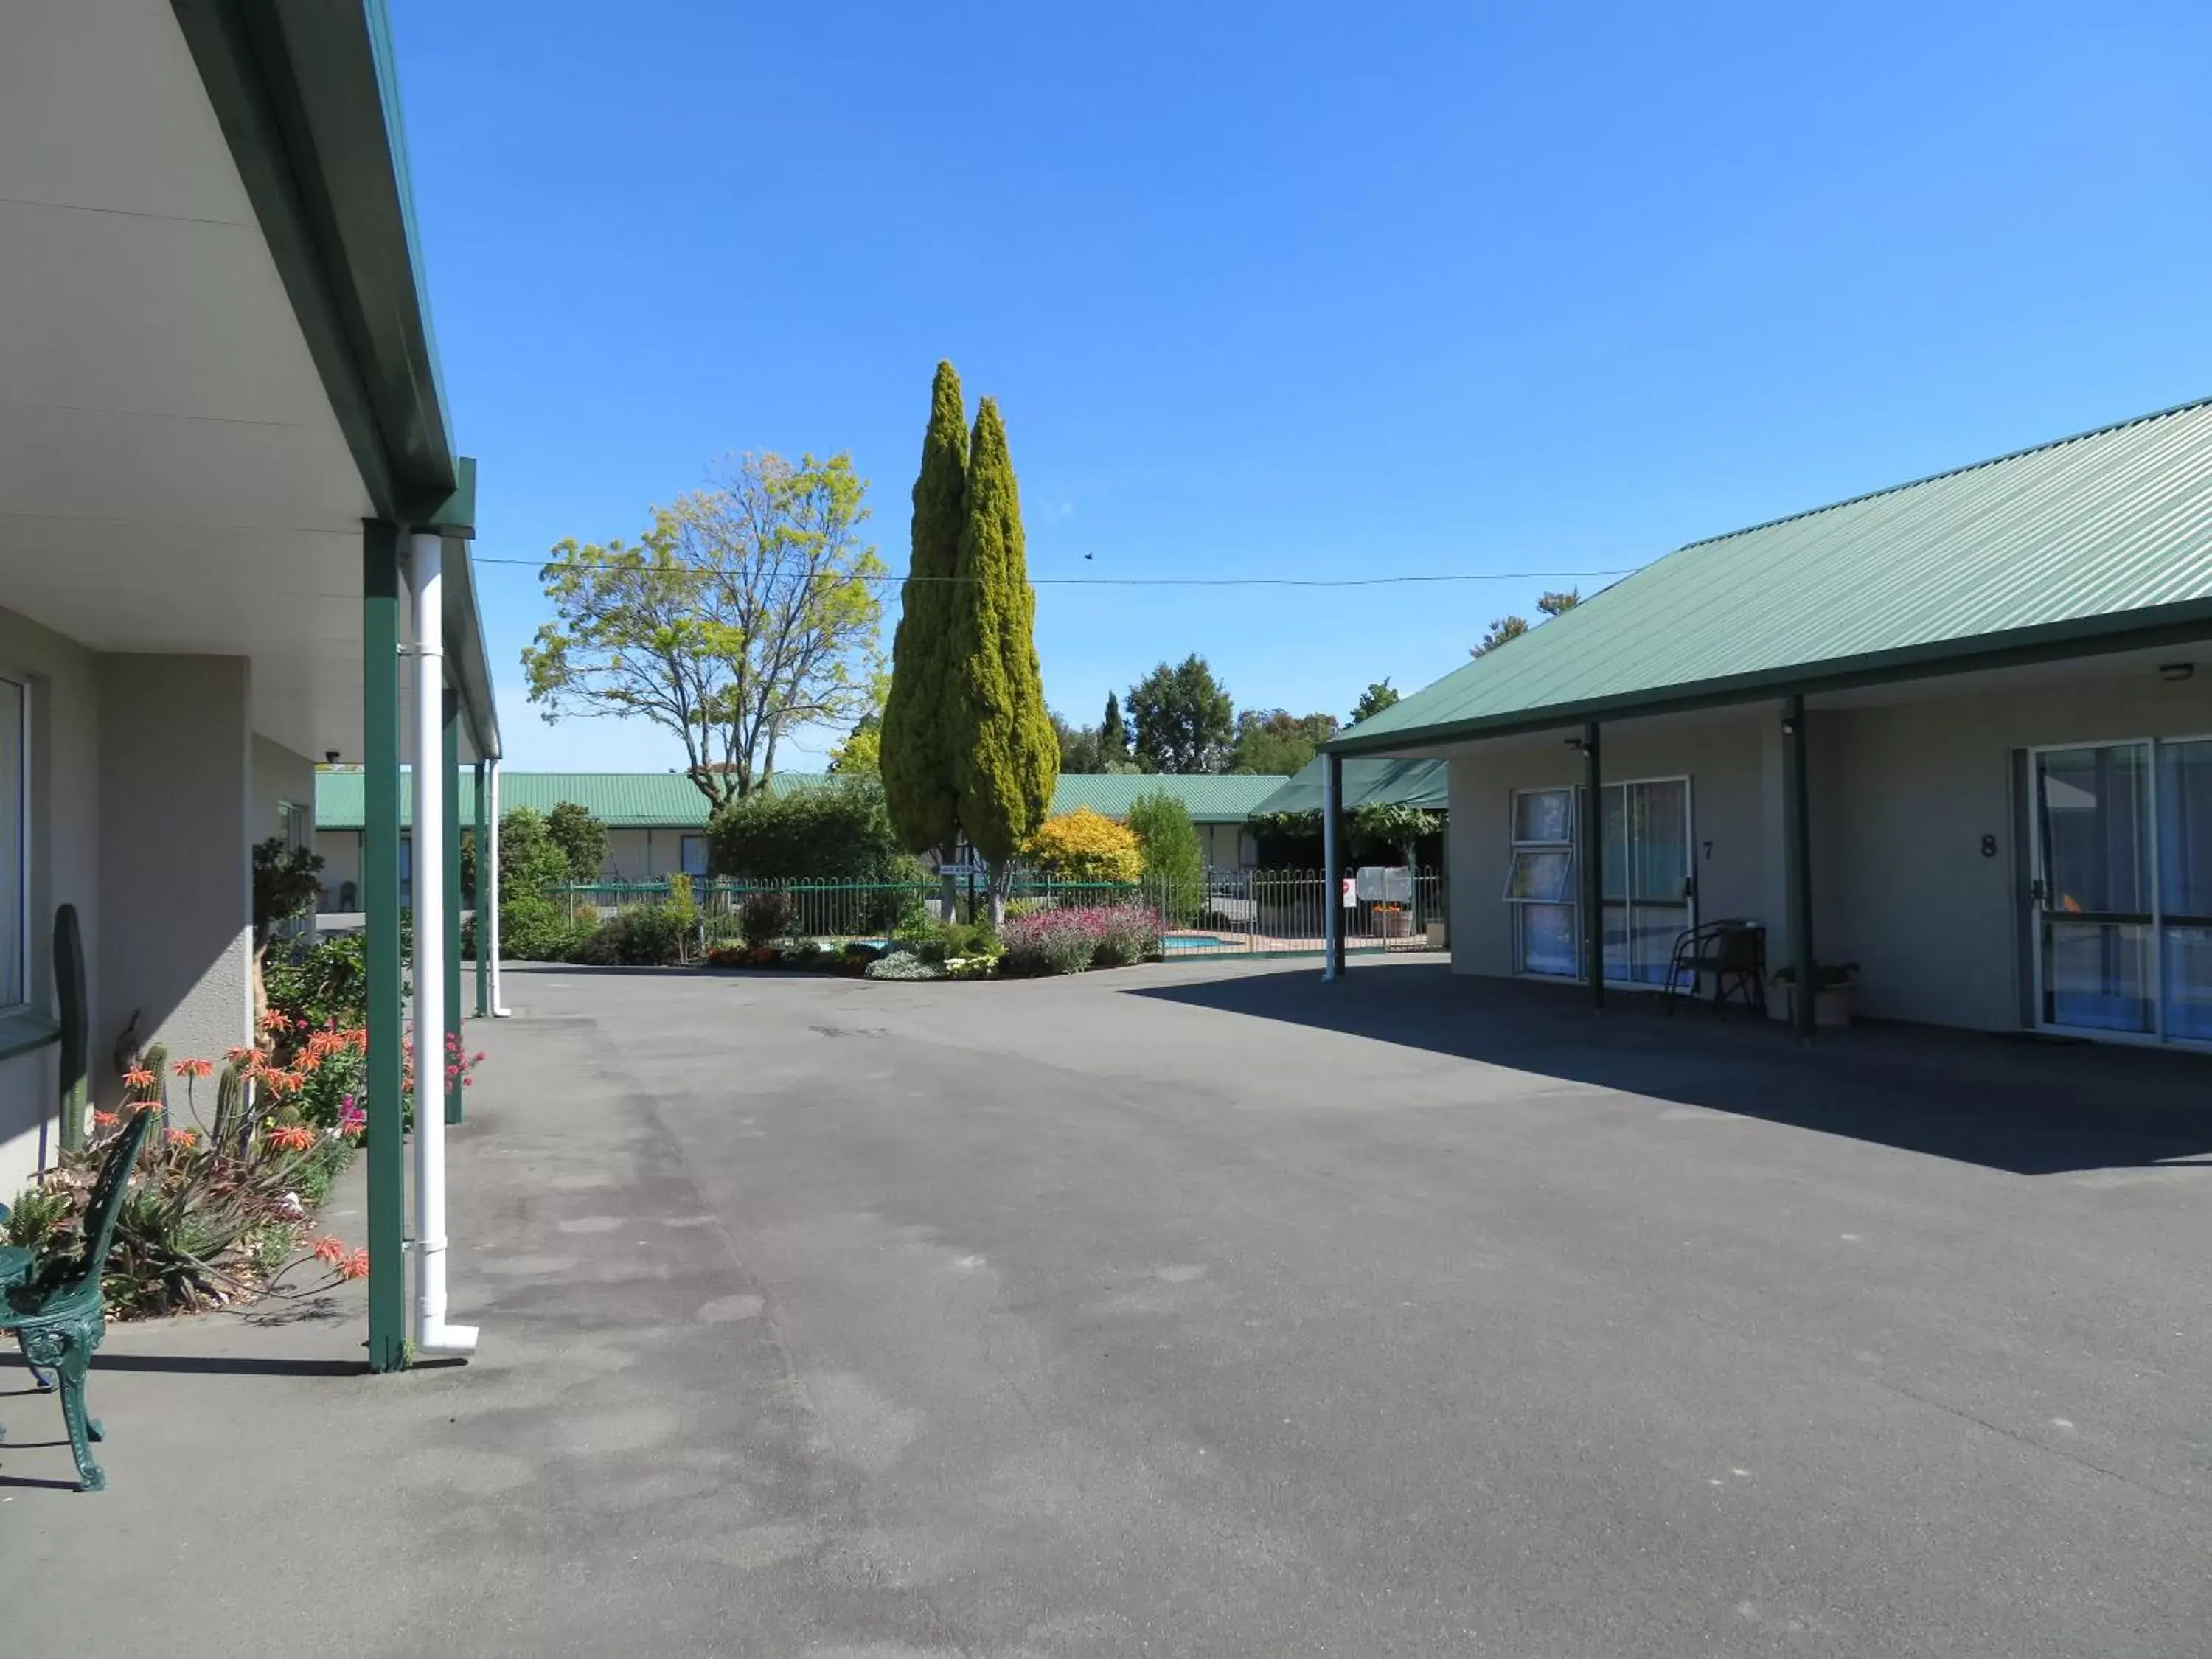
[
  {"left": 55, "top": 905, "right": 87, "bottom": 1152},
  {"left": 211, "top": 1056, "right": 250, "bottom": 1160}
]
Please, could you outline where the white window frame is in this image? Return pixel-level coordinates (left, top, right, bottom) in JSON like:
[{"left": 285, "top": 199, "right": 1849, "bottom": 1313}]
[{"left": 1506, "top": 786, "right": 1579, "bottom": 978}]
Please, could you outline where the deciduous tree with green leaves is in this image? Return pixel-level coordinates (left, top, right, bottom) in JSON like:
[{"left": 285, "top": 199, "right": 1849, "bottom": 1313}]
[
  {"left": 1350, "top": 679, "right": 1399, "bottom": 723},
  {"left": 947, "top": 397, "right": 1057, "bottom": 922},
  {"left": 543, "top": 801, "right": 608, "bottom": 882},
  {"left": 523, "top": 451, "right": 884, "bottom": 810},
  {"left": 882, "top": 361, "right": 971, "bottom": 863},
  {"left": 1127, "top": 655, "right": 1235, "bottom": 773},
  {"left": 1227, "top": 709, "right": 1339, "bottom": 776}
]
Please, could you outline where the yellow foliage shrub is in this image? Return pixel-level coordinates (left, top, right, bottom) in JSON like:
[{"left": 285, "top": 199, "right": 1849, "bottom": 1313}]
[{"left": 1023, "top": 807, "right": 1142, "bottom": 883}]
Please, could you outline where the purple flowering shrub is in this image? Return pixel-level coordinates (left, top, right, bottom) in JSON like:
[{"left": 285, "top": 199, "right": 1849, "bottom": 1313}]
[{"left": 1000, "top": 902, "right": 1163, "bottom": 975}]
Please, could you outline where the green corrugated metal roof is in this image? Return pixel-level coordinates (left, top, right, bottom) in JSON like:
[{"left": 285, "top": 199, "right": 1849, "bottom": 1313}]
[
  {"left": 1252, "top": 757, "right": 1449, "bottom": 815},
  {"left": 1338, "top": 397, "right": 2212, "bottom": 754},
  {"left": 1049, "top": 773, "right": 1287, "bottom": 822},
  {"left": 315, "top": 769, "right": 1285, "bottom": 830}
]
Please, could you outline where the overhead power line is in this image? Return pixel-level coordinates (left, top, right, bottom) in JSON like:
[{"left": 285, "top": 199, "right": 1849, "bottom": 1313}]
[{"left": 465, "top": 554, "right": 1635, "bottom": 590}]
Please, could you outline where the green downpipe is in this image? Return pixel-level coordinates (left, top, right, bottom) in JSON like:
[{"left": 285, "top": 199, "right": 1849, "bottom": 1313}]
[
  {"left": 443, "top": 692, "right": 463, "bottom": 1125},
  {"left": 363, "top": 523, "right": 407, "bottom": 1372},
  {"left": 54, "top": 904, "right": 87, "bottom": 1155}
]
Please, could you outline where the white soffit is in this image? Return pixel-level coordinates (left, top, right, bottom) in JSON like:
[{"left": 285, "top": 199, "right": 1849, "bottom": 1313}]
[{"left": 0, "top": 0, "right": 378, "bottom": 760}]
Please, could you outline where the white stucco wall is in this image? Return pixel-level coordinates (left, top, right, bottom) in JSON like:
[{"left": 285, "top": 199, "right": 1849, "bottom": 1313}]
[
  {"left": 97, "top": 655, "right": 252, "bottom": 1096},
  {"left": 0, "top": 607, "right": 102, "bottom": 1200}
]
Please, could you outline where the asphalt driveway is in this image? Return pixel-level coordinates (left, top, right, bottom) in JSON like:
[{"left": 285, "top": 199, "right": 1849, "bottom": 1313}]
[{"left": 5, "top": 958, "right": 2210, "bottom": 1657}]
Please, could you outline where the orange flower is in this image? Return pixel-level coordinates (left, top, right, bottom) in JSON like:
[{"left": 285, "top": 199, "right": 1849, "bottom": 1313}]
[
  {"left": 172, "top": 1057, "right": 215, "bottom": 1080},
  {"left": 226, "top": 1046, "right": 263, "bottom": 1066},
  {"left": 336, "top": 1248, "right": 370, "bottom": 1281},
  {"left": 129, "top": 1099, "right": 162, "bottom": 1116},
  {"left": 265, "top": 1123, "right": 316, "bottom": 1154},
  {"left": 92, "top": 1109, "right": 118, "bottom": 1129},
  {"left": 164, "top": 1127, "right": 198, "bottom": 1149},
  {"left": 310, "top": 1234, "right": 347, "bottom": 1265},
  {"left": 122, "top": 1067, "right": 157, "bottom": 1091}
]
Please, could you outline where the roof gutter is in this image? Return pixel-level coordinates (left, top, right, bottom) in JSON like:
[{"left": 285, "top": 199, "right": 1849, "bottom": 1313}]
[{"left": 1330, "top": 597, "right": 2212, "bottom": 758}]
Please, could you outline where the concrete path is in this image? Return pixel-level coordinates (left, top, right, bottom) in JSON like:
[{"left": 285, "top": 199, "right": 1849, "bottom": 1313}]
[{"left": 4, "top": 959, "right": 2210, "bottom": 1656}]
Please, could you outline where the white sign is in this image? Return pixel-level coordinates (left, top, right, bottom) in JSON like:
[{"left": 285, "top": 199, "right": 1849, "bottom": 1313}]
[
  {"left": 1341, "top": 876, "right": 1357, "bottom": 908},
  {"left": 939, "top": 862, "right": 983, "bottom": 877},
  {"left": 1355, "top": 866, "right": 1413, "bottom": 902}
]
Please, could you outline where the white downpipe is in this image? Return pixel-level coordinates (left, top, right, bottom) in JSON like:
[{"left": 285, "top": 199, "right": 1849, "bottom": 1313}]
[
  {"left": 409, "top": 532, "right": 478, "bottom": 1357},
  {"left": 1321, "top": 757, "right": 1342, "bottom": 982},
  {"left": 487, "top": 757, "right": 511, "bottom": 1017}
]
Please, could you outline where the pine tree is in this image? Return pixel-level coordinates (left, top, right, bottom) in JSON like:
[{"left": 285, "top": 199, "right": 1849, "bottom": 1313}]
[
  {"left": 948, "top": 397, "right": 1056, "bottom": 919},
  {"left": 1101, "top": 690, "right": 1128, "bottom": 759},
  {"left": 882, "top": 361, "right": 969, "bottom": 858}
]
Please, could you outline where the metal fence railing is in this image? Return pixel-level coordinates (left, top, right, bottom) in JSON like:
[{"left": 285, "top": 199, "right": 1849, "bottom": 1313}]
[{"left": 547, "top": 869, "right": 1447, "bottom": 959}]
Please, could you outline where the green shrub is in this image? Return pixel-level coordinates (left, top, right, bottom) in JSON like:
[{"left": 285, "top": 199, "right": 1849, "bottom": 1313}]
[
  {"left": 3, "top": 1182, "right": 72, "bottom": 1251},
  {"left": 572, "top": 903, "right": 684, "bottom": 967},
  {"left": 904, "top": 916, "right": 1000, "bottom": 965},
  {"left": 1127, "top": 790, "right": 1205, "bottom": 925},
  {"left": 742, "top": 889, "right": 798, "bottom": 945},
  {"left": 503, "top": 900, "right": 597, "bottom": 963},
  {"left": 264, "top": 932, "right": 372, "bottom": 1029},
  {"left": 709, "top": 775, "right": 918, "bottom": 886},
  {"left": 865, "top": 950, "right": 945, "bottom": 981}
]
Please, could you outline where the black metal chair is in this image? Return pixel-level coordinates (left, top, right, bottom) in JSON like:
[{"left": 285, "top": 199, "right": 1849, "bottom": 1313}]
[{"left": 1663, "top": 919, "right": 1766, "bottom": 1017}]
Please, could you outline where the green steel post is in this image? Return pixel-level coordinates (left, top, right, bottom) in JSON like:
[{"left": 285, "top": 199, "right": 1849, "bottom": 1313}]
[
  {"left": 1783, "top": 695, "right": 1816, "bottom": 1042},
  {"left": 1582, "top": 722, "right": 1604, "bottom": 1011},
  {"left": 473, "top": 758, "right": 490, "bottom": 1018},
  {"left": 444, "top": 691, "right": 463, "bottom": 1124},
  {"left": 362, "top": 522, "right": 407, "bottom": 1371}
]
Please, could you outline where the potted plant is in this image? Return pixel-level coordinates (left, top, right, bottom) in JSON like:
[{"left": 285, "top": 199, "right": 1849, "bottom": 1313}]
[{"left": 1771, "top": 961, "right": 1860, "bottom": 1028}]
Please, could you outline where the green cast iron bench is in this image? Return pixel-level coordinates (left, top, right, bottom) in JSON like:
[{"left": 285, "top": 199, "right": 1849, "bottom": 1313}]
[{"left": 0, "top": 1107, "right": 154, "bottom": 1491}]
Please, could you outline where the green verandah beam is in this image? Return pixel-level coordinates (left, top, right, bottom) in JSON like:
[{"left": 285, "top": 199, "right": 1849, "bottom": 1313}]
[
  {"left": 473, "top": 758, "right": 490, "bottom": 1018},
  {"left": 443, "top": 691, "right": 463, "bottom": 1124},
  {"left": 362, "top": 522, "right": 406, "bottom": 1372}
]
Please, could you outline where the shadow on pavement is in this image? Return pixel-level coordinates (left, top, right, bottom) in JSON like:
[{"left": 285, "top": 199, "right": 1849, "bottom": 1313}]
[{"left": 1126, "top": 963, "right": 2212, "bottom": 1177}]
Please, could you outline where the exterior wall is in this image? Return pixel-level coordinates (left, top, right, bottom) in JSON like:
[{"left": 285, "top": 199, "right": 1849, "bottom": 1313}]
[
  {"left": 316, "top": 827, "right": 362, "bottom": 907},
  {"left": 1446, "top": 714, "right": 1771, "bottom": 984},
  {"left": 1441, "top": 665, "right": 2212, "bottom": 1034},
  {"left": 1818, "top": 672, "right": 2212, "bottom": 1029},
  {"left": 97, "top": 655, "right": 252, "bottom": 1099},
  {"left": 253, "top": 734, "right": 314, "bottom": 846},
  {"left": 0, "top": 607, "right": 102, "bottom": 1200}
]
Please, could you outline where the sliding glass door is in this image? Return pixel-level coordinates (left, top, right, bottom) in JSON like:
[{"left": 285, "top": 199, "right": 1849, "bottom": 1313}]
[
  {"left": 1602, "top": 779, "right": 1694, "bottom": 984},
  {"left": 2031, "top": 737, "right": 2212, "bottom": 1043}
]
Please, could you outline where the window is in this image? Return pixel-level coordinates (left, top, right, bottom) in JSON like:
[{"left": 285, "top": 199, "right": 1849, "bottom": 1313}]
[
  {"left": 680, "top": 834, "right": 709, "bottom": 881},
  {"left": 1505, "top": 787, "right": 1577, "bottom": 977},
  {"left": 0, "top": 678, "right": 24, "bottom": 1009}
]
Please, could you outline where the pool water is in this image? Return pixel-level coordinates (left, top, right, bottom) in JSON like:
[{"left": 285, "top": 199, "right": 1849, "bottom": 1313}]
[{"left": 1162, "top": 933, "right": 1228, "bottom": 952}]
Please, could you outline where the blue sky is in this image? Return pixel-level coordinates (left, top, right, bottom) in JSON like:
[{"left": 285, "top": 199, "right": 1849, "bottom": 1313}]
[{"left": 389, "top": 0, "right": 2212, "bottom": 772}]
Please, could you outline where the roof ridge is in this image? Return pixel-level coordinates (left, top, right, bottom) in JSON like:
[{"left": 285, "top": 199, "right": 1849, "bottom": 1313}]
[{"left": 1672, "top": 394, "right": 2212, "bottom": 554}]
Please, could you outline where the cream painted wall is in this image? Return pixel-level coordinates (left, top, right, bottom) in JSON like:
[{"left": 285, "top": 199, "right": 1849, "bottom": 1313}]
[
  {"left": 316, "top": 827, "right": 361, "bottom": 905},
  {"left": 252, "top": 734, "right": 313, "bottom": 846},
  {"left": 1818, "top": 671, "right": 2212, "bottom": 1029},
  {"left": 97, "top": 655, "right": 251, "bottom": 1099},
  {"left": 1439, "top": 664, "right": 2212, "bottom": 1034},
  {"left": 1446, "top": 715, "right": 1771, "bottom": 985},
  {"left": 0, "top": 607, "right": 102, "bottom": 1200}
]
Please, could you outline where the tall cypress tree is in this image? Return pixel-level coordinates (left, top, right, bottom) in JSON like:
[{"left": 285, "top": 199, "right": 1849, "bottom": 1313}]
[
  {"left": 1101, "top": 691, "right": 1127, "bottom": 759},
  {"left": 882, "top": 361, "right": 969, "bottom": 858},
  {"left": 949, "top": 397, "right": 1055, "bottom": 919}
]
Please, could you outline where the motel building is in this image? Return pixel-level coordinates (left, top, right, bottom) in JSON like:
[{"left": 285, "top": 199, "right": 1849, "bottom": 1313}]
[
  {"left": 4, "top": 2, "right": 505, "bottom": 1369},
  {"left": 1323, "top": 398, "right": 2212, "bottom": 1049}
]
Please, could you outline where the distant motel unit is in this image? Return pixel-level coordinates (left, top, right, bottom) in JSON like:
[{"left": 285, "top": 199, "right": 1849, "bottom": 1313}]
[
  {"left": 1324, "top": 398, "right": 2212, "bottom": 1048},
  {"left": 314, "top": 772, "right": 1291, "bottom": 902},
  {"left": 0, "top": 4, "right": 504, "bottom": 1206}
]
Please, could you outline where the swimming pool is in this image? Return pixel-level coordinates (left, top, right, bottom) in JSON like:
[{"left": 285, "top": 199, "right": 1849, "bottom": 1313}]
[{"left": 1162, "top": 933, "right": 1231, "bottom": 952}]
